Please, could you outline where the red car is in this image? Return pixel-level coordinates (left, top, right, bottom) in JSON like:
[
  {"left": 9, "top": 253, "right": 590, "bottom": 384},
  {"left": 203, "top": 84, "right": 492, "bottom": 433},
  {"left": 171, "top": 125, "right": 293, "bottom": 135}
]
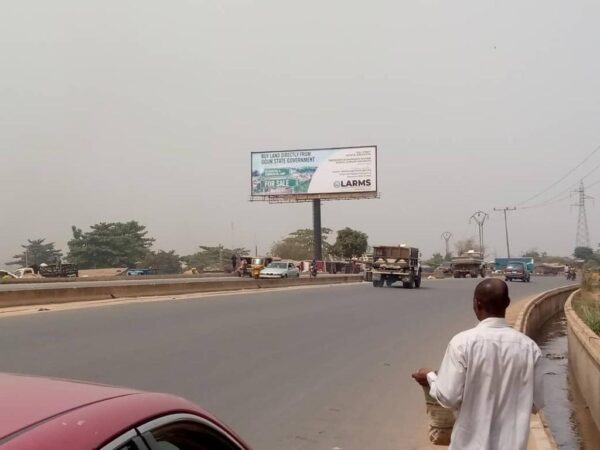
[{"left": 0, "top": 373, "right": 252, "bottom": 450}]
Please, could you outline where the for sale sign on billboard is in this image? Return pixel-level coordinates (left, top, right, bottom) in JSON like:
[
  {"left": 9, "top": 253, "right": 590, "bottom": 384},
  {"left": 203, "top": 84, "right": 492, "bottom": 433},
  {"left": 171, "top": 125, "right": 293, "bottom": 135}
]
[{"left": 251, "top": 146, "right": 377, "bottom": 199}]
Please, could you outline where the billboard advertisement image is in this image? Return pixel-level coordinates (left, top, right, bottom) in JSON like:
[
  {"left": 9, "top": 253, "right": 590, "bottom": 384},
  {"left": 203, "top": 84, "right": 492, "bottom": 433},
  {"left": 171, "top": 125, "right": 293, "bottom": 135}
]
[{"left": 251, "top": 146, "right": 377, "bottom": 198}]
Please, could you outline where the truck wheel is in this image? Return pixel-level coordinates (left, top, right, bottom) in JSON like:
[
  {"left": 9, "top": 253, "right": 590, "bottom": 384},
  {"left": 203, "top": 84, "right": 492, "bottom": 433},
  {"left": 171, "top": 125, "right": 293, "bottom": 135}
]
[
  {"left": 373, "top": 280, "right": 383, "bottom": 288},
  {"left": 385, "top": 278, "right": 394, "bottom": 287},
  {"left": 453, "top": 273, "right": 460, "bottom": 279},
  {"left": 403, "top": 277, "right": 415, "bottom": 289},
  {"left": 415, "top": 274, "right": 422, "bottom": 288}
]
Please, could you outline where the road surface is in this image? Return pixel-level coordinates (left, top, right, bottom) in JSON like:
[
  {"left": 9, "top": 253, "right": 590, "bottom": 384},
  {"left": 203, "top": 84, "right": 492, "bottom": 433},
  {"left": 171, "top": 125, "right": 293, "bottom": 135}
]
[{"left": 0, "top": 277, "right": 568, "bottom": 449}]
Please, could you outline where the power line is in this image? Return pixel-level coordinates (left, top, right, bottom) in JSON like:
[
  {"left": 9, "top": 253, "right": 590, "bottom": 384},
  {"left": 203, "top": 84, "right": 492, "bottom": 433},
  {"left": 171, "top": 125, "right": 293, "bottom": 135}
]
[
  {"left": 519, "top": 160, "right": 600, "bottom": 209},
  {"left": 519, "top": 143, "right": 600, "bottom": 206}
]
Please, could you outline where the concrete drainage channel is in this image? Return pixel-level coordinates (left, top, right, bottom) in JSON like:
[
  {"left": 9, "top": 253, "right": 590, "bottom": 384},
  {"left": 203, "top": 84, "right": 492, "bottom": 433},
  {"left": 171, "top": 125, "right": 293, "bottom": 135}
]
[
  {"left": 0, "top": 275, "right": 363, "bottom": 309},
  {"left": 510, "top": 285, "right": 600, "bottom": 449}
]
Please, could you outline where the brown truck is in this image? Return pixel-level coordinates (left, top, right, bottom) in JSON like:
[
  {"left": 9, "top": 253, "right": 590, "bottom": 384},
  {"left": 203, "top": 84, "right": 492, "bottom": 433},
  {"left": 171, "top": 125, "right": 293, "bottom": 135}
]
[
  {"left": 371, "top": 245, "right": 422, "bottom": 289},
  {"left": 452, "top": 251, "right": 485, "bottom": 278}
]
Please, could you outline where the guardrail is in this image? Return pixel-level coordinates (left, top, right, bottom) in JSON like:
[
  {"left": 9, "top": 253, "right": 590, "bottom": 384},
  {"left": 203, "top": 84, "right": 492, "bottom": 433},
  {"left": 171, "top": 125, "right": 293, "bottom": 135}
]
[{"left": 0, "top": 275, "right": 363, "bottom": 309}]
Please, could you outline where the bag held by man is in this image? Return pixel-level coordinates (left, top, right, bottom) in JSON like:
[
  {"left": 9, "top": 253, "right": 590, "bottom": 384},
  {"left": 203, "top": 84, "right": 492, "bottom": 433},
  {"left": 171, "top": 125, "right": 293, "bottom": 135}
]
[{"left": 421, "top": 385, "right": 455, "bottom": 445}]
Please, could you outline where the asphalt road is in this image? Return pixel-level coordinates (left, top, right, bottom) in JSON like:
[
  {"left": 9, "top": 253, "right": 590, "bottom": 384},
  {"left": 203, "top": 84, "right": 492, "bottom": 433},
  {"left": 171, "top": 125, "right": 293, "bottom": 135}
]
[{"left": 0, "top": 277, "right": 568, "bottom": 449}]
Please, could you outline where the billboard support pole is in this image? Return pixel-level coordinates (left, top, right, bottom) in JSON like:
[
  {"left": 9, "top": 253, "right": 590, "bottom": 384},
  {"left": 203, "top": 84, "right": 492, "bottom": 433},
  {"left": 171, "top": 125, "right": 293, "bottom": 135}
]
[{"left": 313, "top": 199, "right": 323, "bottom": 261}]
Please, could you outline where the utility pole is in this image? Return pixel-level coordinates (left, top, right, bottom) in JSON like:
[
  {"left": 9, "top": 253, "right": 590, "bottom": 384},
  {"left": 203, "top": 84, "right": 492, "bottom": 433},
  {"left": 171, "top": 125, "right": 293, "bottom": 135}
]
[
  {"left": 231, "top": 222, "right": 235, "bottom": 251},
  {"left": 441, "top": 232, "right": 453, "bottom": 259},
  {"left": 572, "top": 181, "right": 593, "bottom": 249},
  {"left": 494, "top": 207, "right": 517, "bottom": 258},
  {"left": 469, "top": 211, "right": 489, "bottom": 258}
]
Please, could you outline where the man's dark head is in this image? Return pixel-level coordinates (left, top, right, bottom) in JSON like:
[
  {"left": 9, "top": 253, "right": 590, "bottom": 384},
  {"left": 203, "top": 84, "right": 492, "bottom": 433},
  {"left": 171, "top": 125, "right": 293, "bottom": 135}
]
[{"left": 473, "top": 278, "right": 511, "bottom": 319}]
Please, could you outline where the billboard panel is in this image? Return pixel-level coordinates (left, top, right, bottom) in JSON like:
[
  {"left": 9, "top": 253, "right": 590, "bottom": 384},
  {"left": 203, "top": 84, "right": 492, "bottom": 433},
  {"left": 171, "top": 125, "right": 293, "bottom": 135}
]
[{"left": 251, "top": 146, "right": 377, "bottom": 198}]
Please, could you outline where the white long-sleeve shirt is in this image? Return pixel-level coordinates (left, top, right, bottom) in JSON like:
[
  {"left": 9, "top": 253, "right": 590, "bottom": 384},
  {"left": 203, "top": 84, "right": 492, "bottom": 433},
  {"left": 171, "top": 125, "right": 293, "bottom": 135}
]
[{"left": 427, "top": 317, "right": 544, "bottom": 450}]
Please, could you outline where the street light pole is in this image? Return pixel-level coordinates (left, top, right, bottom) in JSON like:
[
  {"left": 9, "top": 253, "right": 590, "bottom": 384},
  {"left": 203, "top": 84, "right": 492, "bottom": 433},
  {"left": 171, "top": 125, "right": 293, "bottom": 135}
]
[{"left": 494, "top": 207, "right": 517, "bottom": 258}]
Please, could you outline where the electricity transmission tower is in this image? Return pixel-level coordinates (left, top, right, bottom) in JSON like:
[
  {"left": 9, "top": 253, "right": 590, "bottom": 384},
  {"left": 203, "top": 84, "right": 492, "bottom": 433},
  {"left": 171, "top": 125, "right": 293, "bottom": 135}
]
[
  {"left": 573, "top": 181, "right": 593, "bottom": 249},
  {"left": 441, "top": 232, "right": 453, "bottom": 258},
  {"left": 469, "top": 211, "right": 489, "bottom": 258}
]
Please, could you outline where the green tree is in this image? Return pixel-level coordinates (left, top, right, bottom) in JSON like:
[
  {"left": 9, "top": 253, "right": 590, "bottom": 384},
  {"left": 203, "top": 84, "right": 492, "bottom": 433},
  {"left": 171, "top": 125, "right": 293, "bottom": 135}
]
[
  {"left": 67, "top": 221, "right": 154, "bottom": 269},
  {"left": 574, "top": 246, "right": 596, "bottom": 262},
  {"left": 425, "top": 252, "right": 445, "bottom": 267},
  {"left": 7, "top": 239, "right": 63, "bottom": 266},
  {"left": 182, "top": 245, "right": 249, "bottom": 272},
  {"left": 271, "top": 228, "right": 333, "bottom": 260},
  {"left": 141, "top": 250, "right": 182, "bottom": 274},
  {"left": 522, "top": 249, "right": 541, "bottom": 259},
  {"left": 333, "top": 227, "right": 368, "bottom": 259}
]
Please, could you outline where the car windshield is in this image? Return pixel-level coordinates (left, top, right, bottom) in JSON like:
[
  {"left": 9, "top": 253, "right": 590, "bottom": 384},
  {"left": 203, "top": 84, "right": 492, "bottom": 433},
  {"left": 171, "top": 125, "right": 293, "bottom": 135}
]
[
  {"left": 507, "top": 265, "right": 523, "bottom": 270},
  {"left": 252, "top": 258, "right": 264, "bottom": 265},
  {"left": 267, "top": 263, "right": 287, "bottom": 269}
]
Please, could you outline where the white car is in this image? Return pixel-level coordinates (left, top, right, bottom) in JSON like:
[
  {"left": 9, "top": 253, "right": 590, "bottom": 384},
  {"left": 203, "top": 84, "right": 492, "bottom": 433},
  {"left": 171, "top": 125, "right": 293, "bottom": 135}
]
[
  {"left": 0, "top": 270, "right": 17, "bottom": 280},
  {"left": 259, "top": 261, "right": 300, "bottom": 279},
  {"left": 14, "top": 268, "right": 41, "bottom": 279}
]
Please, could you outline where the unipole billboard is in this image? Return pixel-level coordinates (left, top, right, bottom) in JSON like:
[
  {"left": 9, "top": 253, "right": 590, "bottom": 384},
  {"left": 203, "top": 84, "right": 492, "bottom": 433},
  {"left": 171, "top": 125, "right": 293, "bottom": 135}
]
[{"left": 250, "top": 146, "right": 377, "bottom": 201}]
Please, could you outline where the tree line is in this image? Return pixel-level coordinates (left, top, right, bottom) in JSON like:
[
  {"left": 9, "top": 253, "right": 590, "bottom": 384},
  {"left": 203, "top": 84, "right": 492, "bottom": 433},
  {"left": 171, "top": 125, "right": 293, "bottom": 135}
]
[{"left": 6, "top": 221, "right": 369, "bottom": 274}]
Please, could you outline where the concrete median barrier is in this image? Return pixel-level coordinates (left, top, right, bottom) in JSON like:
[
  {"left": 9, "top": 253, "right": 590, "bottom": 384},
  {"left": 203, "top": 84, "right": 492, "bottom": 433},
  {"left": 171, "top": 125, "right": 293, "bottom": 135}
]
[{"left": 0, "top": 275, "right": 363, "bottom": 309}]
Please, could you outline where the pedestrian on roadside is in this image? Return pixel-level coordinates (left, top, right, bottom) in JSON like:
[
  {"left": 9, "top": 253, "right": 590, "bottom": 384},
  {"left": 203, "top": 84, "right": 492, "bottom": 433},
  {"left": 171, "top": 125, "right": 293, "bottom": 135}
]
[
  {"left": 231, "top": 254, "right": 238, "bottom": 272},
  {"left": 239, "top": 258, "right": 248, "bottom": 277},
  {"left": 412, "top": 278, "right": 544, "bottom": 450}
]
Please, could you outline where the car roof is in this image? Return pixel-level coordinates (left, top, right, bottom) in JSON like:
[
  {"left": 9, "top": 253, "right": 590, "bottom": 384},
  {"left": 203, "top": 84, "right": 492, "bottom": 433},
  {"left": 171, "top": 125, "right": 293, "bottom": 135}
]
[
  {"left": 0, "top": 373, "right": 140, "bottom": 440},
  {"left": 0, "top": 373, "right": 241, "bottom": 450}
]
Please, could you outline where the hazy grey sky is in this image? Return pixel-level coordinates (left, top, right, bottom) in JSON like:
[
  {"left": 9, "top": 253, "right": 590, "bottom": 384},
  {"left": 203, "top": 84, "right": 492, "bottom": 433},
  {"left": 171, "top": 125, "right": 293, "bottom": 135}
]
[{"left": 2, "top": 1, "right": 600, "bottom": 264}]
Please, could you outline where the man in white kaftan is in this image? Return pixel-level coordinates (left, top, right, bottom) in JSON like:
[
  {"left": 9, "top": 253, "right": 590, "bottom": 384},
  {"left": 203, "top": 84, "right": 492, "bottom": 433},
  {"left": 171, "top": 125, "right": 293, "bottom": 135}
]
[{"left": 412, "top": 279, "right": 544, "bottom": 450}]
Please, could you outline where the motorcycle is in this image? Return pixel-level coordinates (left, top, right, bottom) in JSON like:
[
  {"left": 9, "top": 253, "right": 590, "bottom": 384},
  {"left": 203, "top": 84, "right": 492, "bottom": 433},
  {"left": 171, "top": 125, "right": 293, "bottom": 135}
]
[{"left": 310, "top": 263, "right": 318, "bottom": 278}]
